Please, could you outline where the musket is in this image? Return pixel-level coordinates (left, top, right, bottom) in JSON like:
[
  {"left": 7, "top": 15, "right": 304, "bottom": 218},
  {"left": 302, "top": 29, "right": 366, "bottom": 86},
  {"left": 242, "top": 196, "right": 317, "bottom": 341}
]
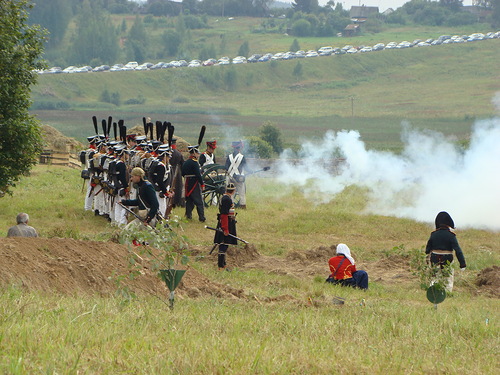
[
  {"left": 165, "top": 166, "right": 180, "bottom": 220},
  {"left": 204, "top": 225, "right": 249, "bottom": 244},
  {"left": 118, "top": 202, "right": 156, "bottom": 230},
  {"left": 209, "top": 243, "right": 219, "bottom": 255}
]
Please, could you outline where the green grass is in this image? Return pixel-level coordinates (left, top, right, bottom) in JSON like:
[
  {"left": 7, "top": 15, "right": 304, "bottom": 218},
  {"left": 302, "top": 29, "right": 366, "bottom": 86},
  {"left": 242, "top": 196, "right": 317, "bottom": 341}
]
[{"left": 1, "top": 166, "right": 499, "bottom": 373}]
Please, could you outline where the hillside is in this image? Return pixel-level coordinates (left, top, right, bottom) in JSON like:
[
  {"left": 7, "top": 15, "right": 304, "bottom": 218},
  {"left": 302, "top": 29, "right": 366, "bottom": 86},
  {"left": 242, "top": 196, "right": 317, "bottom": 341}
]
[{"left": 32, "top": 36, "right": 500, "bottom": 150}]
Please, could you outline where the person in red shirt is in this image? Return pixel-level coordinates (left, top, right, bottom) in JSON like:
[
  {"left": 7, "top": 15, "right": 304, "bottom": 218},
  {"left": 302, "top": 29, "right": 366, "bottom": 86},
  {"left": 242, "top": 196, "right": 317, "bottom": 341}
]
[{"left": 326, "top": 243, "right": 368, "bottom": 289}]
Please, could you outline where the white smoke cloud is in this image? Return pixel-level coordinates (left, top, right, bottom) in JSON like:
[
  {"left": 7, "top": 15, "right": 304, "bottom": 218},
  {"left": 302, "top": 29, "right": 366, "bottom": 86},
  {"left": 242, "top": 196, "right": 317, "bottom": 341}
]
[{"left": 275, "top": 114, "right": 500, "bottom": 231}]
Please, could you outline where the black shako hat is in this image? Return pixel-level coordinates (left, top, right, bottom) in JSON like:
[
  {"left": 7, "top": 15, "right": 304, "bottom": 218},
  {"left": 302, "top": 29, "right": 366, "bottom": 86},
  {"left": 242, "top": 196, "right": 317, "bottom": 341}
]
[{"left": 435, "top": 211, "right": 455, "bottom": 229}]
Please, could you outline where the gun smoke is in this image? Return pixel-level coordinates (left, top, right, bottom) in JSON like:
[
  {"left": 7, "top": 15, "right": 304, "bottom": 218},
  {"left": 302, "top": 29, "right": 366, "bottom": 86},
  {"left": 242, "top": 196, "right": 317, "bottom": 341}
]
[{"left": 276, "top": 100, "right": 500, "bottom": 231}]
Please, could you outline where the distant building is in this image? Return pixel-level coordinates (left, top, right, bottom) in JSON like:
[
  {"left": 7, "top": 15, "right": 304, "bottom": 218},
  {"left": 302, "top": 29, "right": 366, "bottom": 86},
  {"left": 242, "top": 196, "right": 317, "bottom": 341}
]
[
  {"left": 382, "top": 8, "right": 394, "bottom": 16},
  {"left": 343, "top": 24, "right": 360, "bottom": 37},
  {"left": 350, "top": 5, "right": 380, "bottom": 21}
]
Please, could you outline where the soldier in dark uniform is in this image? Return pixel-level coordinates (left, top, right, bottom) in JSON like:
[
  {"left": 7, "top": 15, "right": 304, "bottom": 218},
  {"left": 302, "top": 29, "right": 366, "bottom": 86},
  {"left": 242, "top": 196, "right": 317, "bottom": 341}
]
[
  {"left": 213, "top": 183, "right": 238, "bottom": 270},
  {"left": 150, "top": 146, "right": 173, "bottom": 218},
  {"left": 169, "top": 138, "right": 185, "bottom": 208},
  {"left": 181, "top": 145, "right": 206, "bottom": 222},
  {"left": 425, "top": 211, "right": 466, "bottom": 292},
  {"left": 110, "top": 144, "right": 129, "bottom": 226}
]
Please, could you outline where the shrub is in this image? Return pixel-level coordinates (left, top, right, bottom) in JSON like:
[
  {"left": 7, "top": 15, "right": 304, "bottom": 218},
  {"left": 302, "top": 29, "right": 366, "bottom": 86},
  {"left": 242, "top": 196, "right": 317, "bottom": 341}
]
[{"left": 246, "top": 136, "right": 273, "bottom": 158}]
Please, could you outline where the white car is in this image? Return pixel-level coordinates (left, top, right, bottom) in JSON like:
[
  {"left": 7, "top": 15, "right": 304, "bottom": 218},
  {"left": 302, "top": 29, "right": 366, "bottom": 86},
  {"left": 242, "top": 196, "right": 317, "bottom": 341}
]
[
  {"left": 124, "top": 61, "right": 138, "bottom": 69},
  {"left": 232, "top": 56, "right": 247, "bottom": 64},
  {"left": 318, "top": 46, "right": 333, "bottom": 55}
]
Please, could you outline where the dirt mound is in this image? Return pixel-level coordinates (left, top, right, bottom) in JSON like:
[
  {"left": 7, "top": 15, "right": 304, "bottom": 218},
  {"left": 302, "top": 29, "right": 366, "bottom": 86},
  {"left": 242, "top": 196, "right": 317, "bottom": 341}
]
[
  {"left": 475, "top": 266, "right": 500, "bottom": 297},
  {"left": 42, "top": 125, "right": 84, "bottom": 152},
  {"left": 0, "top": 238, "right": 245, "bottom": 300}
]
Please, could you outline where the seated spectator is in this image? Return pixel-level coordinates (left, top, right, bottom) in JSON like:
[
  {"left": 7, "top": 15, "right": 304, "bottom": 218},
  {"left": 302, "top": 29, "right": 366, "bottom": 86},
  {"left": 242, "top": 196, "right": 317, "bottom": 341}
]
[
  {"left": 326, "top": 243, "right": 368, "bottom": 289},
  {"left": 7, "top": 213, "right": 38, "bottom": 238}
]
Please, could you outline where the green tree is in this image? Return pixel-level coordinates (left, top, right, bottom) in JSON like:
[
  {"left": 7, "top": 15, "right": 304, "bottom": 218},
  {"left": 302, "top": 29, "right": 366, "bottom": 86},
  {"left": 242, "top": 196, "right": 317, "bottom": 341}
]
[
  {"left": 28, "top": 0, "right": 72, "bottom": 48},
  {"left": 126, "top": 15, "right": 149, "bottom": 62},
  {"left": 0, "top": 0, "right": 46, "bottom": 196},
  {"left": 291, "top": 18, "right": 312, "bottom": 36},
  {"left": 69, "top": 0, "right": 119, "bottom": 65},
  {"left": 238, "top": 41, "right": 250, "bottom": 57},
  {"left": 290, "top": 38, "right": 300, "bottom": 51},
  {"left": 292, "top": 0, "right": 319, "bottom": 13},
  {"left": 246, "top": 136, "right": 273, "bottom": 158},
  {"left": 259, "top": 122, "right": 283, "bottom": 154},
  {"left": 162, "top": 29, "right": 182, "bottom": 56}
]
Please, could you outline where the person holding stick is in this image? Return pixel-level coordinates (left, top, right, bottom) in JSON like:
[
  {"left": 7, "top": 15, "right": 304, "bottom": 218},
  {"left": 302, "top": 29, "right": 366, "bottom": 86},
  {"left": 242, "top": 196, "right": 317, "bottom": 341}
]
[{"left": 213, "top": 183, "right": 238, "bottom": 271}]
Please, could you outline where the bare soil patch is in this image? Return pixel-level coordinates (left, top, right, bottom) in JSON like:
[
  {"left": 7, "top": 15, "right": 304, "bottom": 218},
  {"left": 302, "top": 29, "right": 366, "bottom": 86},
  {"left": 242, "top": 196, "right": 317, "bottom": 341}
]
[{"left": 0, "top": 238, "right": 497, "bottom": 300}]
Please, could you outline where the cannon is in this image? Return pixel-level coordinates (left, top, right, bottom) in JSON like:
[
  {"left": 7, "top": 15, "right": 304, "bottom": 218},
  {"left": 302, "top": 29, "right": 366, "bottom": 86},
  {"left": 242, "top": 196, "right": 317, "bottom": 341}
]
[{"left": 201, "top": 164, "right": 230, "bottom": 207}]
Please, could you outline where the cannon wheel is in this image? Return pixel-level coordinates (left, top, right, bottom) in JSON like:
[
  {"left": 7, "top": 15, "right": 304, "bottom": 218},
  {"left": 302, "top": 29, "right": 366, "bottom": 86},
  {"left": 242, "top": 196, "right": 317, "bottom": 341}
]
[{"left": 201, "top": 164, "right": 229, "bottom": 207}]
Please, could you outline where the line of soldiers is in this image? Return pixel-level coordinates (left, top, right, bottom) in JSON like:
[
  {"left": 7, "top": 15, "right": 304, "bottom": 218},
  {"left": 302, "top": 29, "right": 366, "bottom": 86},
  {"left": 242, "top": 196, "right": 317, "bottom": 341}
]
[
  {"left": 79, "top": 116, "right": 181, "bottom": 226},
  {"left": 79, "top": 116, "right": 250, "bottom": 228}
]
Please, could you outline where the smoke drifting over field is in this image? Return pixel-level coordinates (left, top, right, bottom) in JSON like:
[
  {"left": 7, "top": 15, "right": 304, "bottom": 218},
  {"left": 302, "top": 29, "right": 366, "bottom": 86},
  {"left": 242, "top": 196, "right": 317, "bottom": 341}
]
[{"left": 276, "top": 95, "right": 500, "bottom": 231}]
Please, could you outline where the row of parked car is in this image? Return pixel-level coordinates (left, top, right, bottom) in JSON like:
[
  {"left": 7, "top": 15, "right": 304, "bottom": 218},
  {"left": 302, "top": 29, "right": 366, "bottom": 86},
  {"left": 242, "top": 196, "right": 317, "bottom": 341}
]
[{"left": 38, "top": 31, "right": 500, "bottom": 75}]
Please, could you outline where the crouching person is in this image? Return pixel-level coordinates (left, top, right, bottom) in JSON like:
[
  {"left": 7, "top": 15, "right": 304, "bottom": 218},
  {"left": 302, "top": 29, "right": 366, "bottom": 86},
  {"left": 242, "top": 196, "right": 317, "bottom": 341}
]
[
  {"left": 326, "top": 243, "right": 368, "bottom": 290},
  {"left": 120, "top": 167, "right": 159, "bottom": 228}
]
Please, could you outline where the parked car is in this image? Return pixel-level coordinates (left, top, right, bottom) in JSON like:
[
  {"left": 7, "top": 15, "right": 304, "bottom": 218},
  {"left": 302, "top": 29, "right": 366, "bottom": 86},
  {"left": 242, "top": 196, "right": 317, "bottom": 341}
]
[{"left": 247, "top": 54, "right": 262, "bottom": 63}]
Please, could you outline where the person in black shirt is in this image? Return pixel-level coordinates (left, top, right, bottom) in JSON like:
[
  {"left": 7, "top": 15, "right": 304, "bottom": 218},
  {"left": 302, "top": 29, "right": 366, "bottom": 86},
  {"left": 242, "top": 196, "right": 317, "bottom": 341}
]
[
  {"left": 181, "top": 146, "right": 206, "bottom": 222},
  {"left": 213, "top": 183, "right": 238, "bottom": 270},
  {"left": 425, "top": 211, "right": 466, "bottom": 292},
  {"left": 121, "top": 167, "right": 159, "bottom": 226}
]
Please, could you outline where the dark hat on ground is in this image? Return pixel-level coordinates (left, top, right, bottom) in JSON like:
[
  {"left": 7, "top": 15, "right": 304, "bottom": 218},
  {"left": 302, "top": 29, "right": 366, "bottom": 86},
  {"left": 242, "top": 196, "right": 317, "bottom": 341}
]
[
  {"left": 188, "top": 145, "right": 200, "bottom": 154},
  {"left": 232, "top": 140, "right": 243, "bottom": 148},
  {"left": 206, "top": 140, "right": 217, "bottom": 149},
  {"left": 435, "top": 211, "right": 455, "bottom": 229}
]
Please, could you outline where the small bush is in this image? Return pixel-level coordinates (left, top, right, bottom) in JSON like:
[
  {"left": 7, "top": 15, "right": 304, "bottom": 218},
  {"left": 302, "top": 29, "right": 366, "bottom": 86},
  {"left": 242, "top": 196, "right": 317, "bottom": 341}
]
[{"left": 31, "top": 100, "right": 70, "bottom": 110}]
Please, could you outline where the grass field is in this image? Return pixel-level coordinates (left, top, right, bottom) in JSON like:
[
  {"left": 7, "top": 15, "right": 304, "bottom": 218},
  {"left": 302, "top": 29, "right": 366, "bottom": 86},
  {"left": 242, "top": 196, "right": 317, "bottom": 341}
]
[{"left": 0, "top": 165, "right": 499, "bottom": 374}]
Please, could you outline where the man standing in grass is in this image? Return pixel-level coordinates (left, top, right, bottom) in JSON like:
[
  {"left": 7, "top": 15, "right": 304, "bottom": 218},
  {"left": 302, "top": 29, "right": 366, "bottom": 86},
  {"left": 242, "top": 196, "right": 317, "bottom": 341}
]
[
  {"left": 7, "top": 213, "right": 38, "bottom": 237},
  {"left": 425, "top": 211, "right": 466, "bottom": 293}
]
